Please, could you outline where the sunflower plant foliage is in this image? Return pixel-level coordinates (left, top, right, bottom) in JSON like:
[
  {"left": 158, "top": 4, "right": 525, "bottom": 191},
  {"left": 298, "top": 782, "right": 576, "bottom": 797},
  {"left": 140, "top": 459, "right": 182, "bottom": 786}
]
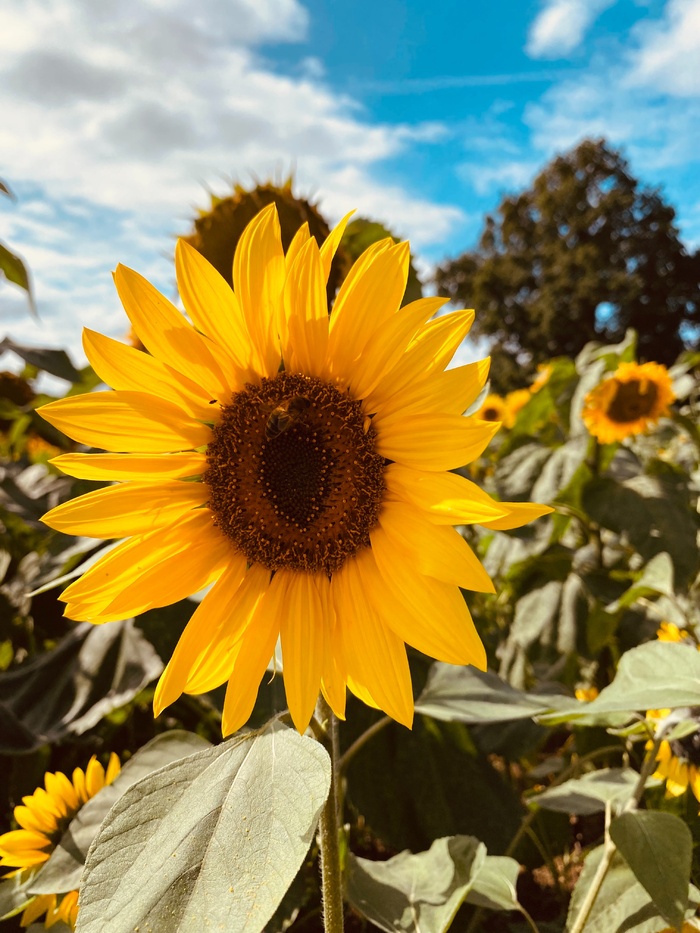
[{"left": 0, "top": 201, "right": 699, "bottom": 933}]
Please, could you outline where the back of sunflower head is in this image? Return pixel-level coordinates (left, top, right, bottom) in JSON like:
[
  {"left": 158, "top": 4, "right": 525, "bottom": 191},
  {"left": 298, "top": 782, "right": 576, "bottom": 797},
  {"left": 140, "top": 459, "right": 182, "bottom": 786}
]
[{"left": 183, "top": 176, "right": 351, "bottom": 302}]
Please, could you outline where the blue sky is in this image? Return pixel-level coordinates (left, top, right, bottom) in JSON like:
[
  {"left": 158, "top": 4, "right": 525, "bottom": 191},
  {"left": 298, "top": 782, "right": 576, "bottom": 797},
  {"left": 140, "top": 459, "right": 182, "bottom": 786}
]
[{"left": 1, "top": 0, "right": 699, "bottom": 368}]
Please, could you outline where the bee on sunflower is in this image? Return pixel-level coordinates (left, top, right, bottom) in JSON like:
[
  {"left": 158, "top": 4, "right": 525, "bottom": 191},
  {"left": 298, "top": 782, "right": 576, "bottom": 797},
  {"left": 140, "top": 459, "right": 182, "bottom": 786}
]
[
  {"left": 38, "top": 205, "right": 551, "bottom": 736},
  {"left": 0, "top": 755, "right": 120, "bottom": 929},
  {"left": 582, "top": 361, "right": 675, "bottom": 444}
]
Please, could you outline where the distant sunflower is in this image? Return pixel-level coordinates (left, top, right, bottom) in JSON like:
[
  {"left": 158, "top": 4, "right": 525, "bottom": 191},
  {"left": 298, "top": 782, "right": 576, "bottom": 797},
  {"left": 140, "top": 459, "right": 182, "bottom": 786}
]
[
  {"left": 530, "top": 363, "right": 552, "bottom": 394},
  {"left": 648, "top": 708, "right": 700, "bottom": 802},
  {"left": 0, "top": 755, "right": 120, "bottom": 930},
  {"left": 39, "top": 205, "right": 551, "bottom": 735},
  {"left": 582, "top": 361, "right": 675, "bottom": 444},
  {"left": 505, "top": 389, "right": 530, "bottom": 419},
  {"left": 476, "top": 394, "right": 513, "bottom": 428}
]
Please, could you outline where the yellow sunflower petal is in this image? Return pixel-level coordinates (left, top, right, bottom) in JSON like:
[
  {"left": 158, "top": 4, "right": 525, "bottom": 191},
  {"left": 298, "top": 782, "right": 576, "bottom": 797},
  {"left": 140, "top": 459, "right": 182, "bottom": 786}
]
[
  {"left": 50, "top": 451, "right": 207, "bottom": 482},
  {"left": 72, "top": 768, "right": 87, "bottom": 805},
  {"left": 61, "top": 510, "right": 231, "bottom": 620},
  {"left": 56, "top": 890, "right": 79, "bottom": 925},
  {"left": 38, "top": 391, "right": 211, "bottom": 453},
  {"left": 82, "top": 327, "right": 215, "bottom": 421},
  {"left": 114, "top": 264, "right": 233, "bottom": 398},
  {"left": 347, "top": 297, "right": 444, "bottom": 400},
  {"left": 21, "top": 894, "right": 56, "bottom": 926},
  {"left": 479, "top": 501, "right": 554, "bottom": 531},
  {"left": 13, "top": 805, "right": 56, "bottom": 835},
  {"left": 365, "top": 538, "right": 486, "bottom": 668},
  {"left": 319, "top": 210, "right": 354, "bottom": 283},
  {"left": 221, "top": 570, "right": 287, "bottom": 736},
  {"left": 232, "top": 203, "right": 285, "bottom": 378},
  {"left": 175, "top": 238, "right": 254, "bottom": 381},
  {"left": 334, "top": 555, "right": 413, "bottom": 728},
  {"left": 385, "top": 463, "right": 509, "bottom": 525},
  {"left": 42, "top": 481, "right": 208, "bottom": 538},
  {"left": 153, "top": 556, "right": 248, "bottom": 714},
  {"left": 85, "top": 757, "right": 106, "bottom": 798},
  {"left": 364, "top": 309, "right": 476, "bottom": 412},
  {"left": 0, "top": 829, "right": 52, "bottom": 854},
  {"left": 284, "top": 238, "right": 329, "bottom": 378},
  {"left": 372, "top": 358, "right": 489, "bottom": 422},
  {"left": 377, "top": 415, "right": 499, "bottom": 471},
  {"left": 105, "top": 753, "right": 121, "bottom": 785},
  {"left": 48, "top": 771, "right": 80, "bottom": 812},
  {"left": 280, "top": 572, "right": 326, "bottom": 733},
  {"left": 328, "top": 241, "right": 408, "bottom": 375},
  {"left": 378, "top": 501, "right": 495, "bottom": 593}
]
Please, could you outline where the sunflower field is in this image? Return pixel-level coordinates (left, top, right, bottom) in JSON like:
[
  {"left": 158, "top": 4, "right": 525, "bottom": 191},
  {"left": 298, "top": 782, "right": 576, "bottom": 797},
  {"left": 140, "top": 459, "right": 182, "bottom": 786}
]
[{"left": 1, "top": 199, "right": 699, "bottom": 933}]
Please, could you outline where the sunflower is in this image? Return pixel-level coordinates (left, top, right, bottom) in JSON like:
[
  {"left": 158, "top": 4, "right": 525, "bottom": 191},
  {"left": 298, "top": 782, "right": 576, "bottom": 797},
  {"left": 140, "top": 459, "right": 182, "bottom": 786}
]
[
  {"left": 648, "top": 708, "right": 700, "bottom": 803},
  {"left": 582, "top": 361, "right": 675, "bottom": 444},
  {"left": 476, "top": 394, "right": 513, "bottom": 429},
  {"left": 0, "top": 755, "right": 120, "bottom": 930},
  {"left": 530, "top": 363, "right": 552, "bottom": 394},
  {"left": 657, "top": 621, "right": 695, "bottom": 645},
  {"left": 39, "top": 205, "right": 551, "bottom": 735},
  {"left": 505, "top": 389, "right": 530, "bottom": 419}
]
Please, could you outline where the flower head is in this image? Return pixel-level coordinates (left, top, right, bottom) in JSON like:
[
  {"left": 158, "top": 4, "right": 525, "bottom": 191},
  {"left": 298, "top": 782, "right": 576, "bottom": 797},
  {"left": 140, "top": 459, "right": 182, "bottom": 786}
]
[
  {"left": 582, "top": 361, "right": 675, "bottom": 444},
  {"left": 476, "top": 393, "right": 513, "bottom": 429},
  {"left": 648, "top": 708, "right": 700, "bottom": 803},
  {"left": 39, "top": 205, "right": 551, "bottom": 735},
  {"left": 0, "top": 754, "right": 120, "bottom": 929}
]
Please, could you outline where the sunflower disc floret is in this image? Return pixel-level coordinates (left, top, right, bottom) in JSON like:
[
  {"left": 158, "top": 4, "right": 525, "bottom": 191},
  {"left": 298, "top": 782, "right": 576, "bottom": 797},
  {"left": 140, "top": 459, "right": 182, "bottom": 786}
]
[{"left": 39, "top": 204, "right": 552, "bottom": 736}]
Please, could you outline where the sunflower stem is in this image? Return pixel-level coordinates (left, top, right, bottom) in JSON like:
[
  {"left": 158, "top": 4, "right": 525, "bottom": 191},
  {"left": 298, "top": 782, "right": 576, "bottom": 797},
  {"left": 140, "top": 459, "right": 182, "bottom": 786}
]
[
  {"left": 568, "top": 728, "right": 668, "bottom": 933},
  {"left": 315, "top": 695, "right": 345, "bottom": 933}
]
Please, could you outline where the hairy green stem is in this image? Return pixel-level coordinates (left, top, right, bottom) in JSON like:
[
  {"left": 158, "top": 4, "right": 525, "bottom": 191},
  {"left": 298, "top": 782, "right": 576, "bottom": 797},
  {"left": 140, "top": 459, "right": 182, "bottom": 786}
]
[{"left": 315, "top": 695, "right": 345, "bottom": 933}]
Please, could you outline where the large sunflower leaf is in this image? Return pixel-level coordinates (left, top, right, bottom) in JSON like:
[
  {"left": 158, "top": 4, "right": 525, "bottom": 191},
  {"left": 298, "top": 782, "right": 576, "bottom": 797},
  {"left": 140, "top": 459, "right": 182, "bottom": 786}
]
[
  {"left": 415, "top": 662, "right": 567, "bottom": 724},
  {"left": 537, "top": 641, "right": 700, "bottom": 726},
  {"left": 532, "top": 768, "right": 659, "bottom": 816},
  {"left": 346, "top": 836, "right": 485, "bottom": 933},
  {"left": 29, "top": 731, "right": 211, "bottom": 895},
  {"left": 76, "top": 721, "right": 330, "bottom": 933},
  {"left": 567, "top": 846, "right": 699, "bottom": 933},
  {"left": 609, "top": 811, "right": 692, "bottom": 930},
  {"left": 0, "top": 871, "right": 35, "bottom": 921},
  {"left": 0, "top": 620, "right": 163, "bottom": 753},
  {"left": 0, "top": 337, "right": 79, "bottom": 382}
]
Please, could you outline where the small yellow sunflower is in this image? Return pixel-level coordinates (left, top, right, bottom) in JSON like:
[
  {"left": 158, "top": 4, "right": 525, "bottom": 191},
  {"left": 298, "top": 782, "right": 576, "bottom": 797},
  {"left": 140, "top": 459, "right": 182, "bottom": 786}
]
[
  {"left": 657, "top": 621, "right": 695, "bottom": 645},
  {"left": 574, "top": 686, "right": 599, "bottom": 702},
  {"left": 39, "top": 205, "right": 551, "bottom": 735},
  {"left": 0, "top": 754, "right": 120, "bottom": 930},
  {"left": 648, "top": 708, "right": 700, "bottom": 803},
  {"left": 476, "top": 394, "right": 513, "bottom": 429},
  {"left": 582, "top": 361, "right": 675, "bottom": 444}
]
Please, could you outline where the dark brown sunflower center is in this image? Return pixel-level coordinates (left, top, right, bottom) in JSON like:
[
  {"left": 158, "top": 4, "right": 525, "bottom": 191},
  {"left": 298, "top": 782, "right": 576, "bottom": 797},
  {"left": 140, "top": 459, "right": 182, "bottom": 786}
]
[
  {"left": 669, "top": 707, "right": 700, "bottom": 767},
  {"left": 205, "top": 373, "right": 386, "bottom": 573},
  {"left": 607, "top": 379, "right": 658, "bottom": 423},
  {"left": 482, "top": 407, "right": 500, "bottom": 421}
]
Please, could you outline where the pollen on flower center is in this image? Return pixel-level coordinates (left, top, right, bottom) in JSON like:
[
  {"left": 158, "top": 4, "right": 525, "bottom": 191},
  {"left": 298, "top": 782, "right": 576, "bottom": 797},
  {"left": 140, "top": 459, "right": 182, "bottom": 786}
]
[
  {"left": 607, "top": 378, "right": 658, "bottom": 423},
  {"left": 205, "top": 372, "right": 386, "bottom": 574}
]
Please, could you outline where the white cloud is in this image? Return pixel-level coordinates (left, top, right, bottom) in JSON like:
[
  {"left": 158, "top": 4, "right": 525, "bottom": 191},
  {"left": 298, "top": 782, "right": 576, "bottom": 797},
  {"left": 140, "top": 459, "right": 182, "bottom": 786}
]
[
  {"left": 625, "top": 0, "right": 700, "bottom": 97},
  {"left": 0, "top": 0, "right": 464, "bottom": 363},
  {"left": 457, "top": 160, "right": 539, "bottom": 197},
  {"left": 526, "top": 0, "right": 618, "bottom": 58}
]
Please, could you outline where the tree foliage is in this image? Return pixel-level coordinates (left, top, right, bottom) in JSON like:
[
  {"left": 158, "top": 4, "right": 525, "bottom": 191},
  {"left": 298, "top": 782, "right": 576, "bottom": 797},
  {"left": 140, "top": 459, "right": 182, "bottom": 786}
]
[{"left": 435, "top": 139, "right": 700, "bottom": 391}]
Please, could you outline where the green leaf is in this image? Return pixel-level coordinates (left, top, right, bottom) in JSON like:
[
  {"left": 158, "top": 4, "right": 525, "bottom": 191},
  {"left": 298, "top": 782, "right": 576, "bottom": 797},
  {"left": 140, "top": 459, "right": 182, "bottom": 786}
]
[
  {"left": 76, "top": 722, "right": 330, "bottom": 933},
  {"left": 0, "top": 337, "right": 80, "bottom": 382},
  {"left": 494, "top": 442, "right": 552, "bottom": 499},
  {"left": 609, "top": 811, "right": 692, "bottom": 929},
  {"left": 346, "top": 835, "right": 485, "bottom": 933},
  {"left": 606, "top": 552, "right": 675, "bottom": 614},
  {"left": 465, "top": 855, "right": 520, "bottom": 911},
  {"left": 29, "top": 732, "right": 211, "bottom": 895},
  {"left": 0, "top": 241, "right": 31, "bottom": 291},
  {"left": 415, "top": 663, "right": 567, "bottom": 724},
  {"left": 537, "top": 642, "right": 700, "bottom": 726},
  {"left": 532, "top": 768, "right": 648, "bottom": 816},
  {"left": 0, "top": 620, "right": 163, "bottom": 753},
  {"left": 567, "top": 846, "right": 699, "bottom": 933},
  {"left": 531, "top": 436, "right": 589, "bottom": 503}
]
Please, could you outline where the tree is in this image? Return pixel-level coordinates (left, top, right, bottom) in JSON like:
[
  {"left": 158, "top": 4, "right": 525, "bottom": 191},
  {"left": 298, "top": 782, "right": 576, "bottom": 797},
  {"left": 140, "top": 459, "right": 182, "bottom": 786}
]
[{"left": 435, "top": 139, "right": 700, "bottom": 391}]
